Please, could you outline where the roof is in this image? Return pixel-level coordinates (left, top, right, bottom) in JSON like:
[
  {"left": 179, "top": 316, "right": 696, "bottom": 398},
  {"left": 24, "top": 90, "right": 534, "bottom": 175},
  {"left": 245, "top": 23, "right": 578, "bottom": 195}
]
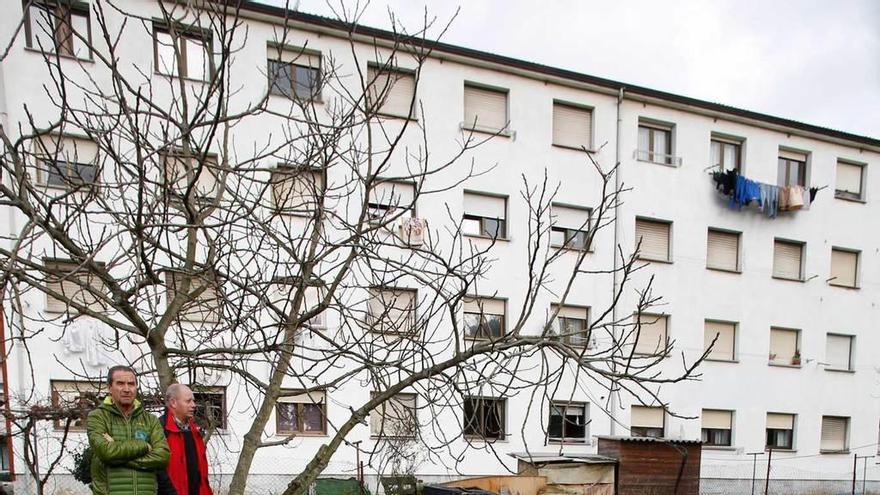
[
  {"left": 237, "top": 1, "right": 880, "bottom": 149},
  {"left": 509, "top": 453, "right": 618, "bottom": 465},
  {"left": 596, "top": 435, "right": 703, "bottom": 445}
]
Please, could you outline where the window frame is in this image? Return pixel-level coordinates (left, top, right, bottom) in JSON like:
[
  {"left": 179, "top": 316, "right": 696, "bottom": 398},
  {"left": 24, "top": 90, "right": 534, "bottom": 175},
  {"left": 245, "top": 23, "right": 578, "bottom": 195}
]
[
  {"left": 191, "top": 385, "right": 227, "bottom": 430},
  {"left": 633, "top": 313, "right": 669, "bottom": 356},
  {"left": 367, "top": 287, "right": 418, "bottom": 335},
  {"left": 834, "top": 159, "right": 866, "bottom": 202},
  {"left": 550, "top": 304, "right": 591, "bottom": 348},
  {"left": 703, "top": 319, "right": 737, "bottom": 362},
  {"left": 701, "top": 409, "right": 734, "bottom": 447},
  {"left": 637, "top": 119, "right": 677, "bottom": 166},
  {"left": 463, "top": 296, "right": 506, "bottom": 340},
  {"left": 630, "top": 405, "right": 665, "bottom": 438},
  {"left": 765, "top": 413, "right": 796, "bottom": 451},
  {"left": 462, "top": 82, "right": 511, "bottom": 136},
  {"left": 270, "top": 165, "right": 324, "bottom": 216},
  {"left": 266, "top": 44, "right": 323, "bottom": 102},
  {"left": 635, "top": 217, "right": 672, "bottom": 263},
  {"left": 551, "top": 100, "right": 594, "bottom": 151},
  {"left": 43, "top": 258, "right": 107, "bottom": 314},
  {"left": 462, "top": 396, "right": 506, "bottom": 441},
  {"left": 829, "top": 247, "right": 859, "bottom": 289},
  {"left": 777, "top": 148, "right": 809, "bottom": 188},
  {"left": 275, "top": 389, "right": 327, "bottom": 436},
  {"left": 152, "top": 23, "right": 214, "bottom": 81},
  {"left": 370, "top": 392, "right": 418, "bottom": 439},
  {"left": 33, "top": 133, "right": 101, "bottom": 190},
  {"left": 772, "top": 238, "right": 805, "bottom": 282},
  {"left": 367, "top": 179, "right": 417, "bottom": 224},
  {"left": 51, "top": 379, "right": 104, "bottom": 431},
  {"left": 462, "top": 191, "right": 508, "bottom": 240},
  {"left": 768, "top": 327, "right": 801, "bottom": 367},
  {"left": 706, "top": 228, "right": 741, "bottom": 273},
  {"left": 164, "top": 269, "right": 222, "bottom": 323},
  {"left": 550, "top": 203, "right": 592, "bottom": 251},
  {"left": 366, "top": 63, "right": 418, "bottom": 120},
  {"left": 709, "top": 135, "right": 743, "bottom": 173},
  {"left": 547, "top": 401, "right": 589, "bottom": 444},
  {"left": 824, "top": 333, "right": 854, "bottom": 372},
  {"left": 819, "top": 416, "right": 850, "bottom": 453},
  {"left": 23, "top": 0, "right": 93, "bottom": 60}
]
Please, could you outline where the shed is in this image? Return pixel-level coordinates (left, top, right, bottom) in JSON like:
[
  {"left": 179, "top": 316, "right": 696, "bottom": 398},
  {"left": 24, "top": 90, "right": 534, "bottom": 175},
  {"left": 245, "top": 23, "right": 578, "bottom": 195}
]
[
  {"left": 596, "top": 436, "right": 702, "bottom": 495},
  {"left": 511, "top": 453, "right": 617, "bottom": 495}
]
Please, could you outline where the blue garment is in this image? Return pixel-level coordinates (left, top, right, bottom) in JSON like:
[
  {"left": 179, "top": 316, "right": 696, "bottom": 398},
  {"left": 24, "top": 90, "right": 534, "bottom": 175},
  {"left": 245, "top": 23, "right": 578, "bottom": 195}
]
[
  {"left": 760, "top": 183, "right": 779, "bottom": 218},
  {"left": 730, "top": 175, "right": 761, "bottom": 209}
]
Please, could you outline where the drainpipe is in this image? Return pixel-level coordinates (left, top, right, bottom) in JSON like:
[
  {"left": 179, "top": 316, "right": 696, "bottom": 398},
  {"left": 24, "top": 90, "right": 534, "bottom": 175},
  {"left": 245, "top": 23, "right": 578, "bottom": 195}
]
[{"left": 609, "top": 86, "right": 625, "bottom": 436}]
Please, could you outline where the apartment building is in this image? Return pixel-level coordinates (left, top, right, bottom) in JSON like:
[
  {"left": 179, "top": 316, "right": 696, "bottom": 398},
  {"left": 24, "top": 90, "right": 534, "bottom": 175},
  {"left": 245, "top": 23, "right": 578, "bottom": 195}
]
[{"left": 0, "top": 1, "right": 878, "bottom": 493}]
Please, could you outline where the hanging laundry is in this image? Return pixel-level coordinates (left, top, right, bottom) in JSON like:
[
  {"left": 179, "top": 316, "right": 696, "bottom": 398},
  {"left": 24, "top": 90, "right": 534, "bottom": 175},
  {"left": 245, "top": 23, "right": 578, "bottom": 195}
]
[
  {"left": 778, "top": 185, "right": 790, "bottom": 211},
  {"left": 760, "top": 184, "right": 779, "bottom": 219},
  {"left": 788, "top": 185, "right": 805, "bottom": 210},
  {"left": 809, "top": 187, "right": 820, "bottom": 203}
]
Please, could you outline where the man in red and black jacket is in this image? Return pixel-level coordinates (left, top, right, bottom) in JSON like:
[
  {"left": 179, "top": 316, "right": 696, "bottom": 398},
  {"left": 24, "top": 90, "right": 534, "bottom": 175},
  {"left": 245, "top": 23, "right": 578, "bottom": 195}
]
[{"left": 157, "top": 384, "right": 213, "bottom": 495}]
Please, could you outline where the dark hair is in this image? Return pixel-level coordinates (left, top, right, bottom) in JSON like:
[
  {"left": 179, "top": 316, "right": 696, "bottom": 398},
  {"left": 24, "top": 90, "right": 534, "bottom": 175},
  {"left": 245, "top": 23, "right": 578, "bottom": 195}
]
[{"left": 106, "top": 365, "right": 136, "bottom": 385}]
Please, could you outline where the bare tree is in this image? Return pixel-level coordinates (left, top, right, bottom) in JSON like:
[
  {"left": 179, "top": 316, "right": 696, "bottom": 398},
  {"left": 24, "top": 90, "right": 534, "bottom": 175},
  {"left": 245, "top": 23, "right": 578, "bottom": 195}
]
[{"left": 0, "top": 1, "right": 713, "bottom": 494}]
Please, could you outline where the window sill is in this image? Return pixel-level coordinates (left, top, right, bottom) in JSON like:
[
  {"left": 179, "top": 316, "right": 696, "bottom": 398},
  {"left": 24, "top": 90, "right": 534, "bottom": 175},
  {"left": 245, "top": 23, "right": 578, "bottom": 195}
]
[
  {"left": 24, "top": 47, "right": 94, "bottom": 63},
  {"left": 706, "top": 266, "right": 741, "bottom": 274},
  {"left": 551, "top": 143, "right": 596, "bottom": 153},
  {"left": 371, "top": 435, "right": 418, "bottom": 440},
  {"left": 548, "top": 439, "right": 591, "bottom": 446},
  {"left": 154, "top": 72, "right": 210, "bottom": 84},
  {"left": 268, "top": 93, "right": 325, "bottom": 105},
  {"left": 705, "top": 358, "right": 739, "bottom": 364},
  {"left": 278, "top": 431, "right": 327, "bottom": 437},
  {"left": 373, "top": 112, "right": 418, "bottom": 122},
  {"left": 637, "top": 256, "right": 672, "bottom": 264},
  {"left": 771, "top": 275, "right": 805, "bottom": 283},
  {"left": 828, "top": 282, "right": 859, "bottom": 290},
  {"left": 463, "top": 435, "right": 508, "bottom": 443},
  {"left": 702, "top": 445, "right": 736, "bottom": 451},
  {"left": 824, "top": 367, "right": 855, "bottom": 374},
  {"left": 766, "top": 448, "right": 796, "bottom": 453},
  {"left": 834, "top": 194, "right": 865, "bottom": 204},
  {"left": 820, "top": 449, "right": 850, "bottom": 455},
  {"left": 461, "top": 124, "right": 513, "bottom": 138},
  {"left": 464, "top": 234, "right": 510, "bottom": 243},
  {"left": 768, "top": 362, "right": 802, "bottom": 369},
  {"left": 636, "top": 157, "right": 679, "bottom": 168},
  {"left": 551, "top": 245, "right": 593, "bottom": 254}
]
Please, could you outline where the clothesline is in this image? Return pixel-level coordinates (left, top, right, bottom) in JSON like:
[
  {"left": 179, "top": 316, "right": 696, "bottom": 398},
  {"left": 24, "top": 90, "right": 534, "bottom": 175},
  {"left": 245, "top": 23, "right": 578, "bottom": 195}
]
[{"left": 711, "top": 169, "right": 823, "bottom": 219}]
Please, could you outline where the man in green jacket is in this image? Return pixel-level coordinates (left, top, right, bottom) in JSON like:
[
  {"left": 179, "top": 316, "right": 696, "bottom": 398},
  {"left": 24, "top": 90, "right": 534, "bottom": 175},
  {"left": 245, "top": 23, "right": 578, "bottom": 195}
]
[{"left": 86, "top": 365, "right": 170, "bottom": 494}]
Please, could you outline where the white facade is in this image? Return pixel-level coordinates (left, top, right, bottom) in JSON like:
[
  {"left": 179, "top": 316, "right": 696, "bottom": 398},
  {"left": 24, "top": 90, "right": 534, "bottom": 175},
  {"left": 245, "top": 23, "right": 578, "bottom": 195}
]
[{"left": 1, "top": 1, "right": 879, "bottom": 493}]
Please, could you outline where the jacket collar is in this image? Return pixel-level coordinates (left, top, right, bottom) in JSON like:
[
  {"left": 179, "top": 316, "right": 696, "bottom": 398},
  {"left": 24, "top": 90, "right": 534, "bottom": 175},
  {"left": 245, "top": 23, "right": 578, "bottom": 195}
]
[{"left": 163, "top": 408, "right": 200, "bottom": 435}]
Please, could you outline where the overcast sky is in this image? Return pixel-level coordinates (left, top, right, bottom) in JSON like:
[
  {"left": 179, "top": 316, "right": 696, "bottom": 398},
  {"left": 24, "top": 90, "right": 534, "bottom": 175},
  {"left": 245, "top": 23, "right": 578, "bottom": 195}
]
[{"left": 265, "top": 0, "right": 879, "bottom": 138}]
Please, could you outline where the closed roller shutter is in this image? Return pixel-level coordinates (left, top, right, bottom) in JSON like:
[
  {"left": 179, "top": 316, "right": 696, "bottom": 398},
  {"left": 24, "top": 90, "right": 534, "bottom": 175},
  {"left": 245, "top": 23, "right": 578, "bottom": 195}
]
[
  {"left": 707, "top": 230, "right": 739, "bottom": 271},
  {"left": 631, "top": 406, "right": 664, "bottom": 428},
  {"left": 702, "top": 410, "right": 732, "bottom": 429},
  {"left": 829, "top": 249, "right": 858, "bottom": 287},
  {"left": 704, "top": 321, "right": 736, "bottom": 361},
  {"left": 820, "top": 416, "right": 848, "bottom": 451},
  {"left": 552, "top": 103, "right": 592, "bottom": 149},
  {"left": 464, "top": 84, "right": 508, "bottom": 132},
  {"left": 835, "top": 161, "right": 863, "bottom": 196},
  {"left": 368, "top": 67, "right": 415, "bottom": 118},
  {"left": 825, "top": 334, "right": 852, "bottom": 370},
  {"left": 773, "top": 240, "right": 802, "bottom": 280},
  {"left": 634, "top": 313, "right": 667, "bottom": 354},
  {"left": 636, "top": 219, "right": 670, "bottom": 261}
]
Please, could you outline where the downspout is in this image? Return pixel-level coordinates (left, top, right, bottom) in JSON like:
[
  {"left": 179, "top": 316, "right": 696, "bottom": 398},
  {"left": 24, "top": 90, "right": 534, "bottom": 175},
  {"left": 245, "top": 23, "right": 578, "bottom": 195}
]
[
  {"left": 0, "top": 54, "right": 16, "bottom": 482},
  {"left": 609, "top": 86, "right": 624, "bottom": 436}
]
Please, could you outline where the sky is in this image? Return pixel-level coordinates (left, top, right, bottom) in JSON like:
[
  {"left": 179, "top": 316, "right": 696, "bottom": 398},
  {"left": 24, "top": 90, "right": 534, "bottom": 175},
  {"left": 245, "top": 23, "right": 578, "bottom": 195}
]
[{"left": 263, "top": 0, "right": 880, "bottom": 138}]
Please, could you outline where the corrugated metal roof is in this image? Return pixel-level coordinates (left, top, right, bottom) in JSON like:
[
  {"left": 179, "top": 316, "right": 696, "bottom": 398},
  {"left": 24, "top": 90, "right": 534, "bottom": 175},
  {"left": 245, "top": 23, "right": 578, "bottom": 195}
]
[
  {"left": 595, "top": 435, "right": 703, "bottom": 445},
  {"left": 508, "top": 453, "right": 618, "bottom": 464}
]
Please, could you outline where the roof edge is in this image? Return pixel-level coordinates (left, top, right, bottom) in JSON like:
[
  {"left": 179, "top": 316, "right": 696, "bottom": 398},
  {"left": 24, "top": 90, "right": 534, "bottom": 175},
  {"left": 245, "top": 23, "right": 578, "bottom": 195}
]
[{"left": 236, "top": 1, "right": 879, "bottom": 149}]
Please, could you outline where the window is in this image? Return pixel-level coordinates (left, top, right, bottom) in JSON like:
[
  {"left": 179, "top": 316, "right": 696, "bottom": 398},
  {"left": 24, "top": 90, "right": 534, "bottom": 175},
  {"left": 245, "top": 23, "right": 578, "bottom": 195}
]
[
  {"left": 463, "top": 83, "right": 508, "bottom": 133},
  {"left": 634, "top": 313, "right": 668, "bottom": 355},
  {"left": 835, "top": 160, "right": 865, "bottom": 201},
  {"left": 25, "top": 1, "right": 91, "bottom": 59},
  {"left": 766, "top": 413, "right": 795, "bottom": 450},
  {"left": 825, "top": 334, "right": 853, "bottom": 371},
  {"left": 710, "top": 137, "right": 741, "bottom": 172},
  {"left": 368, "top": 181, "right": 415, "bottom": 222},
  {"left": 769, "top": 327, "right": 799, "bottom": 366},
  {"left": 637, "top": 121, "right": 676, "bottom": 165},
  {"left": 44, "top": 259, "right": 107, "bottom": 314},
  {"left": 706, "top": 229, "right": 740, "bottom": 272},
  {"left": 777, "top": 149, "right": 808, "bottom": 187},
  {"left": 267, "top": 45, "right": 321, "bottom": 100},
  {"left": 271, "top": 167, "right": 323, "bottom": 215},
  {"left": 550, "top": 305, "right": 590, "bottom": 347},
  {"left": 270, "top": 282, "right": 326, "bottom": 331},
  {"left": 276, "top": 390, "right": 326, "bottom": 435},
  {"left": 772, "top": 239, "right": 804, "bottom": 281},
  {"left": 820, "top": 416, "right": 849, "bottom": 453},
  {"left": 367, "top": 66, "right": 416, "bottom": 118},
  {"left": 463, "top": 396, "right": 505, "bottom": 440},
  {"left": 829, "top": 248, "right": 859, "bottom": 288},
  {"left": 548, "top": 402, "right": 588, "bottom": 443},
  {"left": 630, "top": 405, "right": 664, "bottom": 438},
  {"left": 51, "top": 380, "right": 103, "bottom": 431},
  {"left": 0, "top": 439, "right": 8, "bottom": 473},
  {"left": 34, "top": 134, "right": 99, "bottom": 188},
  {"left": 702, "top": 409, "right": 733, "bottom": 447},
  {"left": 552, "top": 102, "right": 593, "bottom": 150},
  {"left": 192, "top": 386, "right": 226, "bottom": 430},
  {"left": 154, "top": 24, "right": 212, "bottom": 81},
  {"left": 165, "top": 270, "right": 222, "bottom": 323},
  {"left": 370, "top": 392, "right": 417, "bottom": 438},
  {"left": 551, "top": 204, "right": 591, "bottom": 251},
  {"left": 162, "top": 150, "right": 219, "bottom": 199},
  {"left": 704, "top": 320, "right": 736, "bottom": 361},
  {"left": 635, "top": 218, "right": 671, "bottom": 262},
  {"left": 463, "top": 192, "right": 506, "bottom": 239},
  {"left": 463, "top": 297, "right": 505, "bottom": 340},
  {"left": 367, "top": 288, "right": 417, "bottom": 334}
]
